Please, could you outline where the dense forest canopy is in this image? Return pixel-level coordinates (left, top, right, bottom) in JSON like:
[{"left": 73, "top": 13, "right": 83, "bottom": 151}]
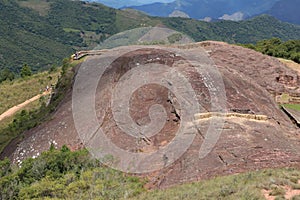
[{"left": 242, "top": 38, "right": 300, "bottom": 63}]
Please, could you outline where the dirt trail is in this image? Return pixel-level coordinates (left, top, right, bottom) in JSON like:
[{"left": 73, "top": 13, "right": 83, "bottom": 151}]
[
  {"left": 0, "top": 91, "right": 50, "bottom": 121},
  {"left": 262, "top": 180, "right": 300, "bottom": 200}
]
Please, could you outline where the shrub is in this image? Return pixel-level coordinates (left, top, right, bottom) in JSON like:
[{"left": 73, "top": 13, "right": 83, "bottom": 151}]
[
  {"left": 0, "top": 68, "right": 15, "bottom": 83},
  {"left": 20, "top": 64, "right": 32, "bottom": 78},
  {"left": 0, "top": 147, "right": 145, "bottom": 199}
]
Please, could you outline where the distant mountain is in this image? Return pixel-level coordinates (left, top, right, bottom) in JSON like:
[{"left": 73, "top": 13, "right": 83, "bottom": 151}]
[
  {"left": 84, "top": 0, "right": 174, "bottom": 9},
  {"left": 128, "top": 0, "right": 280, "bottom": 20},
  {"left": 266, "top": 0, "right": 300, "bottom": 25}
]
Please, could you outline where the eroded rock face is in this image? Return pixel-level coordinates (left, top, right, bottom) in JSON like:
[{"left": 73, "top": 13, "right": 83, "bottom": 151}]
[{"left": 2, "top": 42, "right": 300, "bottom": 188}]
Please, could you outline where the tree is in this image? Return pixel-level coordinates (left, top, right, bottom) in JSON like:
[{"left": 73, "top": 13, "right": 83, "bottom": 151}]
[
  {"left": 291, "top": 52, "right": 300, "bottom": 63},
  {"left": 168, "top": 33, "right": 183, "bottom": 44},
  {"left": 20, "top": 64, "right": 32, "bottom": 78},
  {"left": 0, "top": 68, "right": 15, "bottom": 83}
]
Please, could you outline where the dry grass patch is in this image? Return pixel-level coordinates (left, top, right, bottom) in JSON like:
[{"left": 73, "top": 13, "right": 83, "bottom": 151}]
[
  {"left": 278, "top": 58, "right": 300, "bottom": 74},
  {"left": 17, "top": 0, "right": 51, "bottom": 16},
  {"left": 0, "top": 70, "right": 60, "bottom": 115},
  {"left": 130, "top": 168, "right": 300, "bottom": 200}
]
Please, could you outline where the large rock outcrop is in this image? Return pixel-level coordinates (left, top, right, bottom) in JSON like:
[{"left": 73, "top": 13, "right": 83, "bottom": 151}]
[{"left": 2, "top": 41, "right": 300, "bottom": 188}]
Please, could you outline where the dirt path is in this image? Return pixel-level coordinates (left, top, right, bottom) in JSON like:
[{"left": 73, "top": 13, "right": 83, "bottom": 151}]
[
  {"left": 262, "top": 180, "right": 300, "bottom": 200},
  {"left": 0, "top": 91, "right": 50, "bottom": 121}
]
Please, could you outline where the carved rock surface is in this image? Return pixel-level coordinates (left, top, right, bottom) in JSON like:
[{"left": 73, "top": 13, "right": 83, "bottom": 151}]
[{"left": 2, "top": 41, "right": 300, "bottom": 188}]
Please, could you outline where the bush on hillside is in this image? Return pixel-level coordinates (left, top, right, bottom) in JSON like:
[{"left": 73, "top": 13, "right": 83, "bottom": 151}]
[
  {"left": 0, "top": 68, "right": 15, "bottom": 83},
  {"left": 242, "top": 38, "right": 300, "bottom": 63},
  {"left": 0, "top": 146, "right": 145, "bottom": 200},
  {"left": 20, "top": 64, "right": 32, "bottom": 78}
]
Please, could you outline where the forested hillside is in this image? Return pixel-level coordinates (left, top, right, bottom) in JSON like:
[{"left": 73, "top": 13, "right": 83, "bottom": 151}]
[
  {"left": 0, "top": 0, "right": 157, "bottom": 73},
  {"left": 162, "top": 15, "right": 300, "bottom": 44},
  {"left": 1, "top": 0, "right": 300, "bottom": 73},
  {"left": 0, "top": 0, "right": 74, "bottom": 72},
  {"left": 242, "top": 38, "right": 300, "bottom": 63}
]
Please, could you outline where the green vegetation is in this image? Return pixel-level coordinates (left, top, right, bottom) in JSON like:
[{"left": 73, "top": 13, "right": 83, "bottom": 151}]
[
  {"left": 284, "top": 104, "right": 300, "bottom": 111},
  {"left": 20, "top": 64, "right": 32, "bottom": 78},
  {"left": 1, "top": 147, "right": 300, "bottom": 200},
  {"left": 0, "top": 58, "right": 72, "bottom": 155},
  {"left": 0, "top": 70, "right": 60, "bottom": 115},
  {"left": 0, "top": 146, "right": 145, "bottom": 199},
  {"left": 0, "top": 100, "right": 41, "bottom": 154},
  {"left": 1, "top": 1, "right": 300, "bottom": 73},
  {"left": 0, "top": 0, "right": 158, "bottom": 73},
  {"left": 0, "top": 68, "right": 15, "bottom": 83},
  {"left": 242, "top": 38, "right": 300, "bottom": 63},
  {"left": 167, "top": 33, "right": 183, "bottom": 44}
]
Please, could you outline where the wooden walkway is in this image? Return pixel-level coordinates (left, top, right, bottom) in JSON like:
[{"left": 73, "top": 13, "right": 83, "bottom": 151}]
[{"left": 72, "top": 50, "right": 108, "bottom": 60}]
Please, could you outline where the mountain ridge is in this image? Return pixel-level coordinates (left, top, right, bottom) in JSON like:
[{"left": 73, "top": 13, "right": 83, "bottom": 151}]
[
  {"left": 126, "top": 0, "right": 300, "bottom": 25},
  {"left": 266, "top": 0, "right": 300, "bottom": 25},
  {"left": 85, "top": 0, "right": 174, "bottom": 8},
  {"left": 127, "top": 0, "right": 280, "bottom": 20}
]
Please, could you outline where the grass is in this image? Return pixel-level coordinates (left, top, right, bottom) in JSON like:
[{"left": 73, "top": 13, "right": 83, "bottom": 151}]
[
  {"left": 278, "top": 58, "right": 300, "bottom": 73},
  {"left": 130, "top": 168, "right": 300, "bottom": 200},
  {"left": 0, "top": 70, "right": 60, "bottom": 115},
  {"left": 0, "top": 57, "right": 83, "bottom": 155},
  {"left": 284, "top": 104, "right": 300, "bottom": 111},
  {"left": 0, "top": 69, "right": 60, "bottom": 154}
]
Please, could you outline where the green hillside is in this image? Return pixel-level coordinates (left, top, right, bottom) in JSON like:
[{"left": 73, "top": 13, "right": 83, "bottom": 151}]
[
  {"left": 1, "top": 0, "right": 300, "bottom": 73},
  {"left": 0, "top": 58, "right": 77, "bottom": 155},
  {"left": 162, "top": 15, "right": 300, "bottom": 44},
  {"left": 0, "top": 0, "right": 157, "bottom": 73},
  {"left": 0, "top": 0, "right": 74, "bottom": 72}
]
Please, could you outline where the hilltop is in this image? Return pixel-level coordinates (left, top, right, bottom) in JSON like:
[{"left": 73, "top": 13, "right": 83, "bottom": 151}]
[
  {"left": 2, "top": 41, "right": 299, "bottom": 190},
  {"left": 1, "top": 0, "right": 300, "bottom": 73},
  {"left": 1, "top": 1, "right": 300, "bottom": 199}
]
